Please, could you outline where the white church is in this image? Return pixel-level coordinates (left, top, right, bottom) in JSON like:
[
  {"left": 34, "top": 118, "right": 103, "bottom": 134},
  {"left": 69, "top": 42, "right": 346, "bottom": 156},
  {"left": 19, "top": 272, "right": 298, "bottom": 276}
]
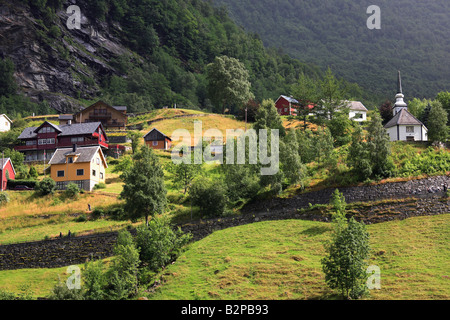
[{"left": 384, "top": 71, "right": 428, "bottom": 142}]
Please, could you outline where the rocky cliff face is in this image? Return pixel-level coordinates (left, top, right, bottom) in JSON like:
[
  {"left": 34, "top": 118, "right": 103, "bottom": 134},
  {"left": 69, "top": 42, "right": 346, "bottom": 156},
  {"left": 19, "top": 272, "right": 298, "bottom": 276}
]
[{"left": 0, "top": 0, "right": 131, "bottom": 113}]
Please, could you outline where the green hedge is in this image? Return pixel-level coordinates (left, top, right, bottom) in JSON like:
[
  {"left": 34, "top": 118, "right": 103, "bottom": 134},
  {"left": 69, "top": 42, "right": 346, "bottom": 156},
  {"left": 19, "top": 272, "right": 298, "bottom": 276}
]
[{"left": 7, "top": 179, "right": 37, "bottom": 189}]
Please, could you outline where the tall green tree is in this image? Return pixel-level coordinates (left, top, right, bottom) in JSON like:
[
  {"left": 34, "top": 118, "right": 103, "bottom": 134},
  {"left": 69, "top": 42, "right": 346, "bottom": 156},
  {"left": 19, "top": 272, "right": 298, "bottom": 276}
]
[
  {"left": 206, "top": 55, "right": 254, "bottom": 114},
  {"left": 291, "top": 73, "right": 320, "bottom": 130},
  {"left": 316, "top": 68, "right": 347, "bottom": 123},
  {"left": 435, "top": 91, "right": 450, "bottom": 125},
  {"left": 427, "top": 101, "right": 448, "bottom": 143},
  {"left": 120, "top": 145, "right": 167, "bottom": 226},
  {"left": 348, "top": 113, "right": 394, "bottom": 181},
  {"left": 253, "top": 99, "right": 285, "bottom": 136}
]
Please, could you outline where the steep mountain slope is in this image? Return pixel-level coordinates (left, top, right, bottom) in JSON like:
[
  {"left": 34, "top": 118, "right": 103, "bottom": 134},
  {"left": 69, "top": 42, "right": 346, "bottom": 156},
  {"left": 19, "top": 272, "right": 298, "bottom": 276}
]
[
  {"left": 0, "top": 0, "right": 338, "bottom": 116},
  {"left": 214, "top": 0, "right": 450, "bottom": 99}
]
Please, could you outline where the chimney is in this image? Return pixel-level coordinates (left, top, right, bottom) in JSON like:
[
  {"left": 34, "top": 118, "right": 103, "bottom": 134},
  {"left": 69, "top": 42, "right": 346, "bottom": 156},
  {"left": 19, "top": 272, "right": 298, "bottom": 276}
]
[
  {"left": 68, "top": 120, "right": 72, "bottom": 125},
  {"left": 73, "top": 144, "right": 77, "bottom": 153}
]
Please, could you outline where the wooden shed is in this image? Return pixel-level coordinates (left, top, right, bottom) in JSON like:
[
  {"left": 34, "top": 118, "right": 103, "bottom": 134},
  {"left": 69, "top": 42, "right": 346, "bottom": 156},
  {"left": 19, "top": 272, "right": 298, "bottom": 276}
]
[{"left": 143, "top": 128, "right": 172, "bottom": 150}]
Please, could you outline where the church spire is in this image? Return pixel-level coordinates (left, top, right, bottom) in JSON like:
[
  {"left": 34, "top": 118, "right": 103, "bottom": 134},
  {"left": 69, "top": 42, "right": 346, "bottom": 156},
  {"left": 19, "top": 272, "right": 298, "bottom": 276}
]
[
  {"left": 397, "top": 70, "right": 403, "bottom": 94},
  {"left": 393, "top": 70, "right": 407, "bottom": 116}
]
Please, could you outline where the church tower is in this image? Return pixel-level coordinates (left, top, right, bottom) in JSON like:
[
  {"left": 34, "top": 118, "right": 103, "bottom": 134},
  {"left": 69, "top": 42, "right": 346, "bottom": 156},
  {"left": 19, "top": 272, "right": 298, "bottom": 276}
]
[{"left": 393, "top": 70, "right": 408, "bottom": 116}]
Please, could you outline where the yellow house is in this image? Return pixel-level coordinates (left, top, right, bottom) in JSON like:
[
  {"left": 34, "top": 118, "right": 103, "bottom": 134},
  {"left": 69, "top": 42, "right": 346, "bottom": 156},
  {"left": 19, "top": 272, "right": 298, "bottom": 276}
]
[{"left": 48, "top": 145, "right": 108, "bottom": 191}]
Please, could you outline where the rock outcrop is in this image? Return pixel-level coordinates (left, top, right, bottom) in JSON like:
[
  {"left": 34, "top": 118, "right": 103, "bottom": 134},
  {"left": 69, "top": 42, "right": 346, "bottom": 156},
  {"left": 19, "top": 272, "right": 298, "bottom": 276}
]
[{"left": 0, "top": 0, "right": 130, "bottom": 112}]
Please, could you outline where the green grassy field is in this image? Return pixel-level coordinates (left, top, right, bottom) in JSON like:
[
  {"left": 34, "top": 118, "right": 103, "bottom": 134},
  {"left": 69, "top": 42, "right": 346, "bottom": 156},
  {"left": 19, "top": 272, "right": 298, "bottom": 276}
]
[
  {"left": 147, "top": 214, "right": 449, "bottom": 300},
  {"left": 1, "top": 214, "right": 447, "bottom": 299}
]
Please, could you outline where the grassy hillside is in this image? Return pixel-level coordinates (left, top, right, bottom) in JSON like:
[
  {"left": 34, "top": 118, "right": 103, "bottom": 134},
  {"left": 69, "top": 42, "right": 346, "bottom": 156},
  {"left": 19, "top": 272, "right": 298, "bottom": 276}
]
[
  {"left": 0, "top": 214, "right": 447, "bottom": 299},
  {"left": 148, "top": 214, "right": 450, "bottom": 300}
]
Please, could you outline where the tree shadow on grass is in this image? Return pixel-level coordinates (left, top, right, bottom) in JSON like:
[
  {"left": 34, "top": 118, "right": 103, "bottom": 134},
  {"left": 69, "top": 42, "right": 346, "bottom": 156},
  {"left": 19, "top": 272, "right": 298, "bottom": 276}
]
[{"left": 300, "top": 226, "right": 331, "bottom": 236}]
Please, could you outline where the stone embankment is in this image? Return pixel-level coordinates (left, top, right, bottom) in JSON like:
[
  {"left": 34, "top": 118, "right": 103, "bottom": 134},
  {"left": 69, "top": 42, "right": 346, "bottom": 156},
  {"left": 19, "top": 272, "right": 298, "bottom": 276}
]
[{"left": 0, "top": 175, "right": 448, "bottom": 270}]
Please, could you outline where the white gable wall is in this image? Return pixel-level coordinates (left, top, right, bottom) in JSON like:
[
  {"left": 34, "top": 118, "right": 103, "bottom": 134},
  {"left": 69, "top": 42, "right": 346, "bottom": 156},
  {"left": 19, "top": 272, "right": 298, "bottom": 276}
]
[
  {"left": 349, "top": 110, "right": 367, "bottom": 122},
  {"left": 386, "top": 125, "right": 428, "bottom": 142},
  {"left": 0, "top": 115, "right": 11, "bottom": 132}
]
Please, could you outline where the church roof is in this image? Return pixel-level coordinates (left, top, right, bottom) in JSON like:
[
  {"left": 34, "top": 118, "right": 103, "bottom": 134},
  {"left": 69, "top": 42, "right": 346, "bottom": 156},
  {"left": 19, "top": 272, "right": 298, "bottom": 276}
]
[{"left": 384, "top": 109, "right": 426, "bottom": 128}]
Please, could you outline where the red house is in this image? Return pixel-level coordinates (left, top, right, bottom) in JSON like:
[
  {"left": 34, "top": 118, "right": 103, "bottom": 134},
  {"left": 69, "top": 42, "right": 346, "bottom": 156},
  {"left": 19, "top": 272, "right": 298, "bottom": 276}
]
[
  {"left": 275, "top": 95, "right": 315, "bottom": 116},
  {"left": 143, "top": 128, "right": 172, "bottom": 150},
  {"left": 15, "top": 121, "right": 108, "bottom": 162},
  {"left": 0, "top": 158, "right": 15, "bottom": 191}
]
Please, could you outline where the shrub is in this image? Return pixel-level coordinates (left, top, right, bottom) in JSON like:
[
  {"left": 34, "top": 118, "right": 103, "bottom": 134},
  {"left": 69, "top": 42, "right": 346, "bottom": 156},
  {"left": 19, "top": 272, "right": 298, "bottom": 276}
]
[
  {"left": 36, "top": 177, "right": 56, "bottom": 195},
  {"left": 321, "top": 190, "right": 370, "bottom": 300},
  {"left": 93, "top": 182, "right": 107, "bottom": 190},
  {"left": 135, "top": 216, "right": 192, "bottom": 272},
  {"left": 64, "top": 183, "right": 80, "bottom": 199},
  {"left": 0, "top": 192, "right": 9, "bottom": 206},
  {"left": 92, "top": 208, "right": 105, "bottom": 220},
  {"left": 189, "top": 177, "right": 228, "bottom": 217},
  {"left": 48, "top": 281, "right": 84, "bottom": 300}
]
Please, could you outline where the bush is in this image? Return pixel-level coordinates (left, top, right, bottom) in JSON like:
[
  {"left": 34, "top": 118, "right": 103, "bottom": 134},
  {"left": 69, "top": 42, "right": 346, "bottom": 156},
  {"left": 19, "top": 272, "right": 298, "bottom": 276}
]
[
  {"left": 321, "top": 190, "right": 370, "bottom": 300},
  {"left": 93, "top": 182, "right": 107, "bottom": 190},
  {"left": 0, "top": 192, "right": 9, "bottom": 206},
  {"left": 65, "top": 183, "right": 80, "bottom": 199},
  {"left": 92, "top": 208, "right": 105, "bottom": 220},
  {"left": 189, "top": 178, "right": 228, "bottom": 217},
  {"left": 36, "top": 177, "right": 56, "bottom": 195},
  {"left": 48, "top": 281, "right": 84, "bottom": 300},
  {"left": 135, "top": 216, "right": 192, "bottom": 272}
]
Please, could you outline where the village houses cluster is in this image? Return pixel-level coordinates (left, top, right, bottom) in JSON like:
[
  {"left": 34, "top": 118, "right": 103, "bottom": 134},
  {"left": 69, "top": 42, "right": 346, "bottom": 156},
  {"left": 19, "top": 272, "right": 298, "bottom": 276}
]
[{"left": 0, "top": 72, "right": 428, "bottom": 192}]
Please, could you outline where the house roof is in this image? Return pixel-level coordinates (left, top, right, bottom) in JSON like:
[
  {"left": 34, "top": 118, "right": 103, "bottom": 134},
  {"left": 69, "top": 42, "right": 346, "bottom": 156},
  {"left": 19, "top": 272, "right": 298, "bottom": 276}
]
[
  {"left": 34, "top": 121, "right": 62, "bottom": 134},
  {"left": 0, "top": 158, "right": 16, "bottom": 175},
  {"left": 58, "top": 114, "right": 74, "bottom": 120},
  {"left": 384, "top": 109, "right": 426, "bottom": 128},
  {"left": 0, "top": 114, "right": 12, "bottom": 123},
  {"left": 277, "top": 95, "right": 299, "bottom": 104},
  {"left": 143, "top": 128, "right": 172, "bottom": 141},
  {"left": 18, "top": 121, "right": 107, "bottom": 140},
  {"left": 112, "top": 106, "right": 127, "bottom": 112},
  {"left": 74, "top": 100, "right": 127, "bottom": 116},
  {"left": 48, "top": 146, "right": 108, "bottom": 167},
  {"left": 344, "top": 101, "right": 368, "bottom": 112}
]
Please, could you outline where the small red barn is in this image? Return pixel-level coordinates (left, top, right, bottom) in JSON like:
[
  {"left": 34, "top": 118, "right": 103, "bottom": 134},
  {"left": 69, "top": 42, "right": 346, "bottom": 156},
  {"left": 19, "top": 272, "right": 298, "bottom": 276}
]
[
  {"left": 0, "top": 158, "right": 16, "bottom": 191},
  {"left": 275, "top": 95, "right": 315, "bottom": 116}
]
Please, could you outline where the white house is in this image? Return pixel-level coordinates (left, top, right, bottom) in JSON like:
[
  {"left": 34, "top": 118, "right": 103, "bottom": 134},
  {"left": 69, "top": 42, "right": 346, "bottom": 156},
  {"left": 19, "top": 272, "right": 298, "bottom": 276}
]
[
  {"left": 384, "top": 71, "right": 428, "bottom": 142},
  {"left": 344, "top": 101, "right": 368, "bottom": 121},
  {"left": 0, "top": 114, "right": 12, "bottom": 132}
]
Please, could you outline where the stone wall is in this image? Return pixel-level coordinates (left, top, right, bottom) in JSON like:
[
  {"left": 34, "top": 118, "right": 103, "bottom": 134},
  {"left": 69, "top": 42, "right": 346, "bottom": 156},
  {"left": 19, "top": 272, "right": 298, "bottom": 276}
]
[{"left": 0, "top": 175, "right": 448, "bottom": 270}]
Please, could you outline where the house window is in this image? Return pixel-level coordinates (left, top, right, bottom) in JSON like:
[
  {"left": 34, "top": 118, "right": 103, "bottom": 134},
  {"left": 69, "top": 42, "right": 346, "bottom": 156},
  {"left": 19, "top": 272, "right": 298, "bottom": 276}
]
[
  {"left": 57, "top": 170, "right": 65, "bottom": 177},
  {"left": 406, "top": 126, "right": 415, "bottom": 133},
  {"left": 26, "top": 140, "right": 37, "bottom": 146},
  {"left": 38, "top": 127, "right": 55, "bottom": 134},
  {"left": 76, "top": 169, "right": 84, "bottom": 176},
  {"left": 68, "top": 157, "right": 73, "bottom": 164},
  {"left": 71, "top": 137, "right": 84, "bottom": 143},
  {"left": 92, "top": 169, "right": 96, "bottom": 176},
  {"left": 96, "top": 158, "right": 100, "bottom": 165},
  {"left": 152, "top": 141, "right": 158, "bottom": 146},
  {"left": 100, "top": 172, "right": 104, "bottom": 180},
  {"left": 56, "top": 181, "right": 66, "bottom": 190}
]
